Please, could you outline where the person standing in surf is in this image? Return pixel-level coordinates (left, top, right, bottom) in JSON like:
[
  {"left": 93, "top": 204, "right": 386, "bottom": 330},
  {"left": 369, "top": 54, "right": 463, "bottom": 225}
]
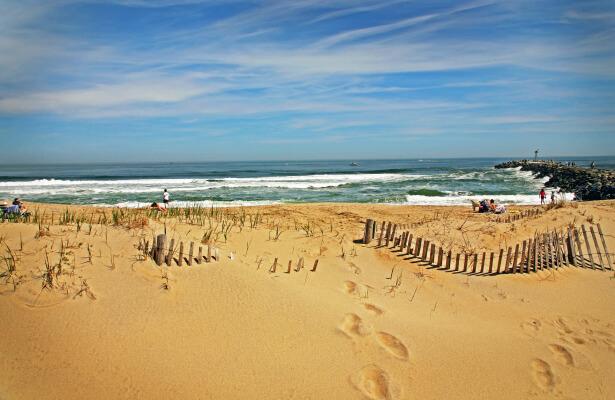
[{"left": 163, "top": 189, "right": 170, "bottom": 207}]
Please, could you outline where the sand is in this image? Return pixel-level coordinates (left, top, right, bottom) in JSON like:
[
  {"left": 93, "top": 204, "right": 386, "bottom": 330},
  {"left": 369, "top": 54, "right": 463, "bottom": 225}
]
[{"left": 1, "top": 201, "right": 614, "bottom": 399}]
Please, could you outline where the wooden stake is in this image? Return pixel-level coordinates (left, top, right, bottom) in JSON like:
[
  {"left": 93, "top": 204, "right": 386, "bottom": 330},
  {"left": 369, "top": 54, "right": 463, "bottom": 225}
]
[
  {"left": 437, "top": 247, "right": 443, "bottom": 267},
  {"left": 378, "top": 221, "right": 386, "bottom": 247},
  {"left": 513, "top": 244, "right": 519, "bottom": 273},
  {"left": 472, "top": 253, "right": 478, "bottom": 273},
  {"left": 363, "top": 219, "right": 374, "bottom": 244},
  {"left": 455, "top": 253, "right": 460, "bottom": 271},
  {"left": 287, "top": 260, "right": 292, "bottom": 273},
  {"left": 207, "top": 244, "right": 212, "bottom": 263},
  {"left": 463, "top": 253, "right": 468, "bottom": 272},
  {"left": 497, "top": 248, "right": 504, "bottom": 273},
  {"left": 188, "top": 242, "right": 194, "bottom": 266},
  {"left": 597, "top": 224, "right": 612, "bottom": 270},
  {"left": 505, "top": 247, "right": 512, "bottom": 273},
  {"left": 270, "top": 258, "right": 277, "bottom": 273},
  {"left": 520, "top": 241, "right": 527, "bottom": 272},
  {"left": 178, "top": 242, "right": 184, "bottom": 266},
  {"left": 489, "top": 252, "right": 494, "bottom": 274},
  {"left": 429, "top": 243, "right": 436, "bottom": 264},
  {"left": 197, "top": 246, "right": 203, "bottom": 264},
  {"left": 295, "top": 257, "right": 304, "bottom": 272},
  {"left": 554, "top": 232, "right": 563, "bottom": 268},
  {"left": 311, "top": 259, "right": 319, "bottom": 272},
  {"left": 533, "top": 237, "right": 539, "bottom": 271},
  {"left": 480, "top": 252, "right": 486, "bottom": 273},
  {"left": 385, "top": 222, "right": 392, "bottom": 247},
  {"left": 589, "top": 226, "right": 604, "bottom": 271},
  {"left": 166, "top": 238, "right": 175, "bottom": 266},
  {"left": 155, "top": 234, "right": 166, "bottom": 266},
  {"left": 540, "top": 235, "right": 547, "bottom": 270},
  {"left": 406, "top": 234, "right": 413, "bottom": 255},
  {"left": 446, "top": 250, "right": 452, "bottom": 269},
  {"left": 574, "top": 228, "right": 584, "bottom": 267},
  {"left": 422, "top": 240, "right": 430, "bottom": 260},
  {"left": 566, "top": 228, "right": 576, "bottom": 266},
  {"left": 581, "top": 225, "right": 595, "bottom": 269},
  {"left": 415, "top": 238, "right": 422, "bottom": 257}
]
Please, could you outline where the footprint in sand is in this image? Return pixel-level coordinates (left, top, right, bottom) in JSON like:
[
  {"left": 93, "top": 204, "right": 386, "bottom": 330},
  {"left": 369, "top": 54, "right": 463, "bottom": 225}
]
[
  {"left": 350, "top": 364, "right": 398, "bottom": 400},
  {"left": 553, "top": 317, "right": 574, "bottom": 334},
  {"left": 375, "top": 332, "right": 409, "bottom": 361},
  {"left": 530, "top": 359, "right": 556, "bottom": 391},
  {"left": 362, "top": 303, "right": 384, "bottom": 315},
  {"left": 344, "top": 281, "right": 358, "bottom": 295},
  {"left": 547, "top": 344, "right": 574, "bottom": 366},
  {"left": 339, "top": 313, "right": 371, "bottom": 338},
  {"left": 548, "top": 343, "right": 593, "bottom": 370},
  {"left": 521, "top": 318, "right": 542, "bottom": 337}
]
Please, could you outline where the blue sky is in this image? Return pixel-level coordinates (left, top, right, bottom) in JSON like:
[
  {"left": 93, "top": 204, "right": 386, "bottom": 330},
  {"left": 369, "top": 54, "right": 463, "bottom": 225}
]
[{"left": 1, "top": 0, "right": 614, "bottom": 162}]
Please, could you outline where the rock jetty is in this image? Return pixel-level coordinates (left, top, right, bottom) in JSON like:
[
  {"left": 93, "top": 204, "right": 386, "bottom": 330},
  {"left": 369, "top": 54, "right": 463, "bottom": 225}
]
[{"left": 494, "top": 160, "right": 615, "bottom": 201}]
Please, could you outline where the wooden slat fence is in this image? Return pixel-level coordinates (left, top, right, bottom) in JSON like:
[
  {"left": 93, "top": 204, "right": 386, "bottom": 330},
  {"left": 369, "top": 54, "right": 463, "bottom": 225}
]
[{"left": 362, "top": 218, "right": 612, "bottom": 275}]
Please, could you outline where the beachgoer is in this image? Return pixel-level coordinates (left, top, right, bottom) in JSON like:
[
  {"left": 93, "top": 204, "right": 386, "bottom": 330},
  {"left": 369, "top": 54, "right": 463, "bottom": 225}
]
[
  {"left": 3, "top": 202, "right": 29, "bottom": 217},
  {"left": 551, "top": 191, "right": 556, "bottom": 204},
  {"left": 494, "top": 204, "right": 506, "bottom": 214},
  {"left": 163, "top": 189, "right": 170, "bottom": 206},
  {"left": 591, "top": 161, "right": 595, "bottom": 169},
  {"left": 4, "top": 204, "right": 20, "bottom": 215},
  {"left": 150, "top": 202, "right": 167, "bottom": 212},
  {"left": 12, "top": 197, "right": 21, "bottom": 206},
  {"left": 539, "top": 188, "right": 546, "bottom": 205},
  {"left": 479, "top": 199, "right": 489, "bottom": 213},
  {"left": 489, "top": 199, "right": 497, "bottom": 212}
]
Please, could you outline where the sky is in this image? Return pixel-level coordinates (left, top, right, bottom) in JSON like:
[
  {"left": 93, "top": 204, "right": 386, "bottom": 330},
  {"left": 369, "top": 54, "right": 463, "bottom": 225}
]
[{"left": 0, "top": 0, "right": 614, "bottom": 163}]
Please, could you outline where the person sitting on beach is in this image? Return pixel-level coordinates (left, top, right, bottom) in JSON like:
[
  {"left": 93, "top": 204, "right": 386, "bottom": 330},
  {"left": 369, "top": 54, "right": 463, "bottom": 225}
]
[
  {"left": 150, "top": 202, "right": 167, "bottom": 212},
  {"left": 3, "top": 202, "right": 29, "bottom": 217},
  {"left": 478, "top": 199, "right": 490, "bottom": 213},
  {"left": 489, "top": 199, "right": 497, "bottom": 212}
]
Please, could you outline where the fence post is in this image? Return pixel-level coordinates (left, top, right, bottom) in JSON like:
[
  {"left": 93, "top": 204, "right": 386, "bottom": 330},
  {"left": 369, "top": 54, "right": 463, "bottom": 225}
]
[
  {"left": 597, "top": 224, "right": 612, "bottom": 270},
  {"left": 155, "top": 234, "right": 166, "bottom": 266},
  {"left": 406, "top": 234, "right": 413, "bottom": 255},
  {"left": 378, "top": 221, "right": 386, "bottom": 247},
  {"left": 178, "top": 242, "right": 184, "bottom": 266},
  {"left": 566, "top": 228, "right": 576, "bottom": 266},
  {"left": 589, "top": 226, "right": 604, "bottom": 271},
  {"left": 581, "top": 225, "right": 595, "bottom": 269},
  {"left": 489, "top": 252, "right": 494, "bottom": 274},
  {"left": 574, "top": 228, "right": 584, "bottom": 267},
  {"left": 165, "top": 239, "right": 174, "bottom": 266}
]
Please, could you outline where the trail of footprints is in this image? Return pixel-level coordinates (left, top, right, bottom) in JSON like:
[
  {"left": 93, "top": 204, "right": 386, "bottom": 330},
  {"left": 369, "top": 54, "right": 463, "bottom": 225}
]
[
  {"left": 340, "top": 281, "right": 409, "bottom": 399},
  {"left": 523, "top": 315, "right": 613, "bottom": 393}
]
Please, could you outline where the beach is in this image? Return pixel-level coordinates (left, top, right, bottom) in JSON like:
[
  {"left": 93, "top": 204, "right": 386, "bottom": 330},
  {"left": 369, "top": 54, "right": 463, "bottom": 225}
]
[{"left": 1, "top": 200, "right": 614, "bottom": 399}]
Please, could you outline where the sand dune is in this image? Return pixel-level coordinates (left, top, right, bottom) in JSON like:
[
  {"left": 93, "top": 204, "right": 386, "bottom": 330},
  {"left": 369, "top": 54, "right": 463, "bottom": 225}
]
[{"left": 1, "top": 201, "right": 614, "bottom": 399}]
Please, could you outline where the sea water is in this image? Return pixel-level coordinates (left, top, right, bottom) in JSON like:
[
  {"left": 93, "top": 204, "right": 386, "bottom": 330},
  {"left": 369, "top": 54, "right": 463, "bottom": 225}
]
[{"left": 0, "top": 157, "right": 613, "bottom": 207}]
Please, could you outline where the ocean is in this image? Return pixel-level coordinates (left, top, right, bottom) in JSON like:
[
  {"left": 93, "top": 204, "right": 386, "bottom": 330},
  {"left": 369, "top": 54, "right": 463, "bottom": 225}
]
[{"left": 1, "top": 157, "right": 613, "bottom": 207}]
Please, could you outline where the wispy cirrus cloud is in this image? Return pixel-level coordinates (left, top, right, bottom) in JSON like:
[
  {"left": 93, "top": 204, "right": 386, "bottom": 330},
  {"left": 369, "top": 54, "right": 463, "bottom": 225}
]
[{"left": 0, "top": 0, "right": 613, "bottom": 161}]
